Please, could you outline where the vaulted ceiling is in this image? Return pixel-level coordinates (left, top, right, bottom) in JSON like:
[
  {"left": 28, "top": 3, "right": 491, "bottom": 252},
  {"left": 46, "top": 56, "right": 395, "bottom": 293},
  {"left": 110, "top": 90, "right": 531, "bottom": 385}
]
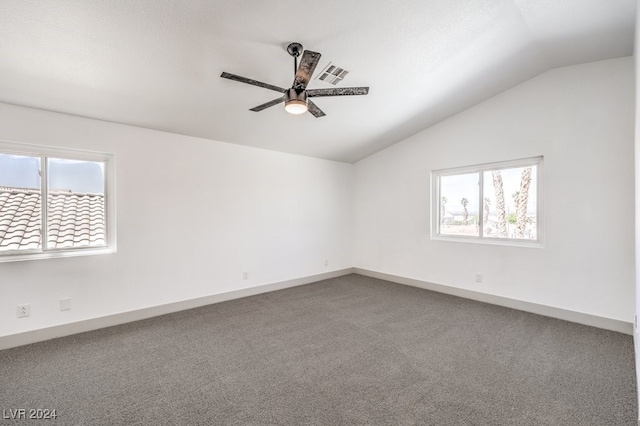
[{"left": 0, "top": 0, "right": 635, "bottom": 162}]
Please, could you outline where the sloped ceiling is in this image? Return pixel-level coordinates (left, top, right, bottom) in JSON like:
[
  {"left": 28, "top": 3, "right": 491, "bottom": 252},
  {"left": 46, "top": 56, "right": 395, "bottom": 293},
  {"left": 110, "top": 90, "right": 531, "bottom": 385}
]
[{"left": 0, "top": 0, "right": 635, "bottom": 163}]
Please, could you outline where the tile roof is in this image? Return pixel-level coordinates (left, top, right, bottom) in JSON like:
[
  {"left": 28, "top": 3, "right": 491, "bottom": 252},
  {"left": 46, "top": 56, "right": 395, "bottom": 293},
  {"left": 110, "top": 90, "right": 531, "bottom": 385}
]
[{"left": 0, "top": 187, "right": 105, "bottom": 251}]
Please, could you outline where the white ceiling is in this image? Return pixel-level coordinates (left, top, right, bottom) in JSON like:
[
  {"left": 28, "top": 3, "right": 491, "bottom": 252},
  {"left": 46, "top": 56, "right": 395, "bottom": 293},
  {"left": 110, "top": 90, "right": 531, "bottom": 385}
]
[{"left": 0, "top": 0, "right": 635, "bottom": 163}]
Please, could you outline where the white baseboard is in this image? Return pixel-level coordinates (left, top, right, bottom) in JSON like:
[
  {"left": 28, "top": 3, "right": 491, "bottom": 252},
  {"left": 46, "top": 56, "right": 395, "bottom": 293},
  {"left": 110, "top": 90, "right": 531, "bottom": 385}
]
[
  {"left": 2, "top": 267, "right": 631, "bottom": 351},
  {"left": 0, "top": 268, "right": 354, "bottom": 351},
  {"left": 353, "top": 268, "right": 633, "bottom": 335}
]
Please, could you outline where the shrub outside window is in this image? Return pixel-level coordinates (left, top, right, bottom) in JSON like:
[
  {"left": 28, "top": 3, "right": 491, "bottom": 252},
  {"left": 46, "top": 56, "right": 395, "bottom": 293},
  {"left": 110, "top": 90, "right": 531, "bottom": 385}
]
[{"left": 432, "top": 157, "right": 542, "bottom": 246}]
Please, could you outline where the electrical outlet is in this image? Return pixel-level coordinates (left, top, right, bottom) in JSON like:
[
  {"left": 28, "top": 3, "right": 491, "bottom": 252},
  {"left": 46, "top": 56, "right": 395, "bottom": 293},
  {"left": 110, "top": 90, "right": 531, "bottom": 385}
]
[
  {"left": 242, "top": 272, "right": 248, "bottom": 280},
  {"left": 60, "top": 298, "right": 71, "bottom": 311},
  {"left": 475, "top": 273, "right": 483, "bottom": 283},
  {"left": 17, "top": 304, "right": 30, "bottom": 318}
]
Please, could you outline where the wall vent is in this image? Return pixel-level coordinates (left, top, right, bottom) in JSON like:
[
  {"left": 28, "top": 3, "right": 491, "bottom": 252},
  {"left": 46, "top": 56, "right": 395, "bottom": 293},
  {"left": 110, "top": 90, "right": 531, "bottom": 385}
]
[{"left": 316, "top": 62, "right": 349, "bottom": 85}]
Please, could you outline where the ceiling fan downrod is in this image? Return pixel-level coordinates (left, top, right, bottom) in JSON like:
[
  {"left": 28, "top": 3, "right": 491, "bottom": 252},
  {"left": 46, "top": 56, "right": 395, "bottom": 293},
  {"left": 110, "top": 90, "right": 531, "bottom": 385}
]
[{"left": 287, "top": 42, "right": 303, "bottom": 77}]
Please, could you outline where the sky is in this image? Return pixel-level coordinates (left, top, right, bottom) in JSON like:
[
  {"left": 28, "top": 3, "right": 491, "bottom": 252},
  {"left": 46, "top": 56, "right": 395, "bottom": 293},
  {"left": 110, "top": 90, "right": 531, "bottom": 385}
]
[{"left": 0, "top": 154, "right": 105, "bottom": 193}]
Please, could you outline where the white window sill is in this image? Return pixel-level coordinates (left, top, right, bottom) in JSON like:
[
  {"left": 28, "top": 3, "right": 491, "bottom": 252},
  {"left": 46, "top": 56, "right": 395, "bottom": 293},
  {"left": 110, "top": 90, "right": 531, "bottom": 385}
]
[
  {"left": 0, "top": 247, "right": 116, "bottom": 263},
  {"left": 432, "top": 234, "right": 543, "bottom": 248}
]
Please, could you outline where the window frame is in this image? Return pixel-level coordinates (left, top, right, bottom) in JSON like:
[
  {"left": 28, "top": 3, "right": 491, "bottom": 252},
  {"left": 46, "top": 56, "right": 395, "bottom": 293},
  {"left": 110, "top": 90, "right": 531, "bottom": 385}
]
[
  {"left": 431, "top": 156, "right": 543, "bottom": 247},
  {"left": 0, "top": 140, "right": 116, "bottom": 262}
]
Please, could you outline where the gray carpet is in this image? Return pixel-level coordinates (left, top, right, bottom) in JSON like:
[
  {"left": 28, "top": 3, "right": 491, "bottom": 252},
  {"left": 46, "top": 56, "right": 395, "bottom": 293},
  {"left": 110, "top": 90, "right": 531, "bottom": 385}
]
[{"left": 0, "top": 274, "right": 637, "bottom": 425}]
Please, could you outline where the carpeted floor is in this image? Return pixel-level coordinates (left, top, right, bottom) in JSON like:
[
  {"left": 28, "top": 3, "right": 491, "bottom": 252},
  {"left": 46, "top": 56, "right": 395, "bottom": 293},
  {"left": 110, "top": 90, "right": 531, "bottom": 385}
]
[{"left": 0, "top": 274, "right": 637, "bottom": 425}]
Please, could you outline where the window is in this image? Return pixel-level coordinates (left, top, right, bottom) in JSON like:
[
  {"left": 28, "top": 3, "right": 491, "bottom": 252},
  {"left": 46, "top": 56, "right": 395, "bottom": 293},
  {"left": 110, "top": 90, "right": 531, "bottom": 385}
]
[
  {"left": 432, "top": 157, "right": 542, "bottom": 246},
  {"left": 0, "top": 141, "right": 115, "bottom": 261}
]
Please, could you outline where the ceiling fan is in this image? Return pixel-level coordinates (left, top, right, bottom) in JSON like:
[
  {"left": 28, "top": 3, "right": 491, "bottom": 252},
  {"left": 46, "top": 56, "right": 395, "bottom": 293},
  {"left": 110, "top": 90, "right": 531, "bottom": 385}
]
[{"left": 220, "top": 42, "right": 369, "bottom": 118}]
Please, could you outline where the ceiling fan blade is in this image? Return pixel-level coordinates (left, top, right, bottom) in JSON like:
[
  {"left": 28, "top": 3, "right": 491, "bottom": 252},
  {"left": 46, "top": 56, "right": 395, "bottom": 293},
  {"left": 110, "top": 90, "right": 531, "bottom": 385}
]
[
  {"left": 221, "top": 72, "right": 286, "bottom": 93},
  {"left": 307, "top": 100, "right": 326, "bottom": 118},
  {"left": 307, "top": 87, "right": 369, "bottom": 97},
  {"left": 292, "top": 50, "right": 321, "bottom": 90},
  {"left": 249, "top": 96, "right": 285, "bottom": 112}
]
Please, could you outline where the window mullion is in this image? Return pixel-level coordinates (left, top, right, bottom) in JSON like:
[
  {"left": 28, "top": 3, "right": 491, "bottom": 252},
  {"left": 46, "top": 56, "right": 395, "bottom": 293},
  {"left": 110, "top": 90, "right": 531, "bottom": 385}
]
[
  {"left": 41, "top": 156, "right": 48, "bottom": 251},
  {"left": 102, "top": 159, "right": 109, "bottom": 246},
  {"left": 478, "top": 171, "right": 483, "bottom": 239},
  {"left": 436, "top": 175, "right": 441, "bottom": 236}
]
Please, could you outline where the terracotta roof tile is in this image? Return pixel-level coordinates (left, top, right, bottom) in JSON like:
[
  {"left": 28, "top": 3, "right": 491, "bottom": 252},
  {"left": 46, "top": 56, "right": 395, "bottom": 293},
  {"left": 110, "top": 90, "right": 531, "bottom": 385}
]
[{"left": 0, "top": 187, "right": 105, "bottom": 251}]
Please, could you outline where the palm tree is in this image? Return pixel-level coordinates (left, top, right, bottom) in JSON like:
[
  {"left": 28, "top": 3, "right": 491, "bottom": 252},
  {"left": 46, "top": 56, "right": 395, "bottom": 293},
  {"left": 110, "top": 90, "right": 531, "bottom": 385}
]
[
  {"left": 492, "top": 171, "right": 507, "bottom": 237},
  {"left": 516, "top": 167, "right": 533, "bottom": 238},
  {"left": 460, "top": 198, "right": 469, "bottom": 223},
  {"left": 483, "top": 197, "right": 491, "bottom": 225},
  {"left": 441, "top": 196, "right": 447, "bottom": 226},
  {"left": 512, "top": 191, "right": 520, "bottom": 212}
]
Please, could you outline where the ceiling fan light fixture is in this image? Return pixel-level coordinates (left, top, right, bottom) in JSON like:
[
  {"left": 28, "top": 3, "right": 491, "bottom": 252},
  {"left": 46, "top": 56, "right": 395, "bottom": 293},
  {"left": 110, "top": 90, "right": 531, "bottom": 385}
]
[
  {"left": 285, "top": 99, "right": 308, "bottom": 115},
  {"left": 284, "top": 89, "right": 308, "bottom": 115}
]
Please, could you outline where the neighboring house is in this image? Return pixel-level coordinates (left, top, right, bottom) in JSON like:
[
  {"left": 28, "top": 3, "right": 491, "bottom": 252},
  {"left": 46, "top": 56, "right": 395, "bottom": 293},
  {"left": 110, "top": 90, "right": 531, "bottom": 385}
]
[{"left": 0, "top": 187, "right": 105, "bottom": 250}]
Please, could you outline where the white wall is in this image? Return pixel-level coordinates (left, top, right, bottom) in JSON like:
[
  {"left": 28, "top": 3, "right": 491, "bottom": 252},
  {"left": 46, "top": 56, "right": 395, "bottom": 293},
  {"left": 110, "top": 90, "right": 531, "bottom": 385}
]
[
  {"left": 0, "top": 103, "right": 353, "bottom": 339},
  {"left": 354, "top": 57, "right": 635, "bottom": 323}
]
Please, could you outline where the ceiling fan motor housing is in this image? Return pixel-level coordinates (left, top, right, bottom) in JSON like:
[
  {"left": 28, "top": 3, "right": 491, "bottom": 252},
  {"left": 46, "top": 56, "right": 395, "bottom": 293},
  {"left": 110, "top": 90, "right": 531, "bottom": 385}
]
[{"left": 284, "top": 88, "right": 308, "bottom": 114}]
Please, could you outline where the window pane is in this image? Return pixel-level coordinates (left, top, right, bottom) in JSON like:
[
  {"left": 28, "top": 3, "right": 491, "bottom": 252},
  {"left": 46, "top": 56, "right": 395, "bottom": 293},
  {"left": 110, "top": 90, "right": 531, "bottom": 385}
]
[
  {"left": 440, "top": 173, "right": 479, "bottom": 237},
  {"left": 0, "top": 153, "right": 42, "bottom": 251},
  {"left": 483, "top": 166, "right": 537, "bottom": 240},
  {"left": 47, "top": 158, "right": 106, "bottom": 249}
]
